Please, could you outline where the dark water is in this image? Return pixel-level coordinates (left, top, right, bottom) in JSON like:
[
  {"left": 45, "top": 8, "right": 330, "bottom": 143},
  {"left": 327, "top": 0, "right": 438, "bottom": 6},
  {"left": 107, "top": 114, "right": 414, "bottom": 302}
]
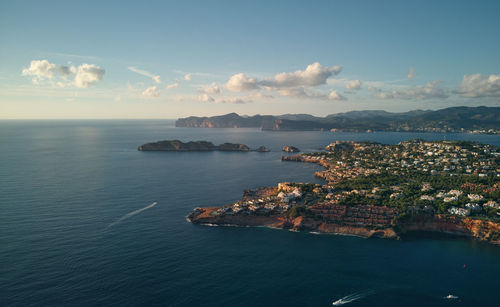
[{"left": 1, "top": 120, "right": 499, "bottom": 307}]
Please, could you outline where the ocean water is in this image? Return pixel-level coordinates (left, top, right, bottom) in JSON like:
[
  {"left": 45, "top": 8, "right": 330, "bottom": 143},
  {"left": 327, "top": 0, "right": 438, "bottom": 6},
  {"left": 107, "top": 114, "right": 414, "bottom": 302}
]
[{"left": 1, "top": 120, "right": 499, "bottom": 307}]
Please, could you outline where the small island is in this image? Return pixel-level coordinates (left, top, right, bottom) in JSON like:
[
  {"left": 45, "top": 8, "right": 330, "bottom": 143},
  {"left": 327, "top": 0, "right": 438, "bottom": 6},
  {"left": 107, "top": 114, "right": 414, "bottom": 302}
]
[
  {"left": 283, "top": 146, "right": 300, "bottom": 153},
  {"left": 188, "top": 140, "right": 500, "bottom": 244},
  {"left": 138, "top": 140, "right": 270, "bottom": 152}
]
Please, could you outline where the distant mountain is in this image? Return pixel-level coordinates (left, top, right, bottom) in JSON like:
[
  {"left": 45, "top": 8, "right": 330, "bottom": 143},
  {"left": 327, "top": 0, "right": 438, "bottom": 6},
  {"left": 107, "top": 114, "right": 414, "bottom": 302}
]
[
  {"left": 326, "top": 109, "right": 430, "bottom": 119},
  {"left": 175, "top": 106, "right": 500, "bottom": 133},
  {"left": 276, "top": 114, "right": 322, "bottom": 121},
  {"left": 175, "top": 112, "right": 275, "bottom": 128}
]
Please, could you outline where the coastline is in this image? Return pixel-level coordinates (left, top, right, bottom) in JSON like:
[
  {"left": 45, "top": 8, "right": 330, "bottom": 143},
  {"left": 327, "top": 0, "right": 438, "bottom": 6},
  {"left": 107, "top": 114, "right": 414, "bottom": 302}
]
[
  {"left": 188, "top": 206, "right": 500, "bottom": 244},
  {"left": 187, "top": 140, "right": 500, "bottom": 244}
]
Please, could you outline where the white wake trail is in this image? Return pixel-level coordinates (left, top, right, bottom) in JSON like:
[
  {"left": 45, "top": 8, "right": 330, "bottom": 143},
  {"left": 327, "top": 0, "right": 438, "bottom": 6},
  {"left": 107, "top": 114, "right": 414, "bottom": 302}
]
[
  {"left": 108, "top": 202, "right": 158, "bottom": 228},
  {"left": 332, "top": 290, "right": 375, "bottom": 305}
]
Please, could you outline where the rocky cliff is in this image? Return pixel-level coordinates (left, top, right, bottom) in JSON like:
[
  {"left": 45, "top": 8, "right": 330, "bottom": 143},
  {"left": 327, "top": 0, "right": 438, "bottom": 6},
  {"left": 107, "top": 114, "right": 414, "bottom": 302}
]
[
  {"left": 188, "top": 208, "right": 500, "bottom": 243},
  {"left": 400, "top": 215, "right": 500, "bottom": 243},
  {"left": 188, "top": 207, "right": 398, "bottom": 239}
]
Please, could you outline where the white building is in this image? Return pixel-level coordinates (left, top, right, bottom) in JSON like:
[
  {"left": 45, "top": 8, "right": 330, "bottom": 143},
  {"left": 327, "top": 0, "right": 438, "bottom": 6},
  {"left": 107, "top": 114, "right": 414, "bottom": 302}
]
[
  {"left": 467, "top": 194, "right": 484, "bottom": 202},
  {"left": 449, "top": 206, "right": 470, "bottom": 216},
  {"left": 465, "top": 203, "right": 481, "bottom": 212},
  {"left": 420, "top": 195, "right": 435, "bottom": 201}
]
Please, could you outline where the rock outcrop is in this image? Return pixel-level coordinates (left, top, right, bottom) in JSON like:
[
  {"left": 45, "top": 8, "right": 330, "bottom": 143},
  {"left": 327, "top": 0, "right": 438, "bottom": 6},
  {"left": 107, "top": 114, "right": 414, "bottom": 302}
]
[
  {"left": 282, "top": 146, "right": 300, "bottom": 153},
  {"left": 217, "top": 143, "right": 250, "bottom": 151},
  {"left": 255, "top": 146, "right": 270, "bottom": 152}
]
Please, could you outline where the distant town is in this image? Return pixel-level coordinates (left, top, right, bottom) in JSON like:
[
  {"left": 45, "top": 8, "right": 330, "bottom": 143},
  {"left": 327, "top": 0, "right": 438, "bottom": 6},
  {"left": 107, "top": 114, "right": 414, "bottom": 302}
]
[{"left": 189, "top": 140, "right": 500, "bottom": 243}]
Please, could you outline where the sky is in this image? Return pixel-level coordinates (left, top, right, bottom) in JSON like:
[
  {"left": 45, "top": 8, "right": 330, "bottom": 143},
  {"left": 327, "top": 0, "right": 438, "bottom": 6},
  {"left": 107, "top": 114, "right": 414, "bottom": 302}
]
[{"left": 1, "top": 0, "right": 499, "bottom": 119}]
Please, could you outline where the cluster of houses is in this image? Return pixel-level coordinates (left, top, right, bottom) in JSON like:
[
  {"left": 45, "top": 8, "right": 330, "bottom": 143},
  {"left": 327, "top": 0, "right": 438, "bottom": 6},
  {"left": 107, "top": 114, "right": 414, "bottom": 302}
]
[
  {"left": 284, "top": 140, "right": 498, "bottom": 186},
  {"left": 212, "top": 140, "right": 498, "bottom": 221},
  {"left": 384, "top": 141, "right": 499, "bottom": 177},
  {"left": 213, "top": 183, "right": 308, "bottom": 216},
  {"left": 213, "top": 197, "right": 291, "bottom": 216},
  {"left": 416, "top": 187, "right": 497, "bottom": 217},
  {"left": 448, "top": 203, "right": 483, "bottom": 217}
]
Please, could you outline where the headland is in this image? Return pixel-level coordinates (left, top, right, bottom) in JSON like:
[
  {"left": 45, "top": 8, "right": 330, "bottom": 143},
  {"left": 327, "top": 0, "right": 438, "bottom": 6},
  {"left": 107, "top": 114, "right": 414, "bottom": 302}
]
[{"left": 188, "top": 140, "right": 500, "bottom": 243}]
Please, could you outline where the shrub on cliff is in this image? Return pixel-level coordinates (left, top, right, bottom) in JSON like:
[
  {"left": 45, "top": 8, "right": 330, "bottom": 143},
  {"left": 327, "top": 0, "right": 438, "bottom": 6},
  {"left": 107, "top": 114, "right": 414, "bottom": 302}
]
[{"left": 287, "top": 205, "right": 316, "bottom": 219}]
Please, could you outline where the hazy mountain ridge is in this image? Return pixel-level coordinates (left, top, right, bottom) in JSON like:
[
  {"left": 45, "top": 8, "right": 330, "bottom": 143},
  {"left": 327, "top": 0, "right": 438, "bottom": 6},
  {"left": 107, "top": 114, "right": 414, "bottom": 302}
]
[{"left": 175, "top": 106, "right": 500, "bottom": 132}]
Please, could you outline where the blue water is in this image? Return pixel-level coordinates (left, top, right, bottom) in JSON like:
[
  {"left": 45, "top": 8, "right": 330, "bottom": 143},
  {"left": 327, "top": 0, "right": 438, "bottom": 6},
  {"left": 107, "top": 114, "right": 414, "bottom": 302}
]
[{"left": 1, "top": 120, "right": 499, "bottom": 306}]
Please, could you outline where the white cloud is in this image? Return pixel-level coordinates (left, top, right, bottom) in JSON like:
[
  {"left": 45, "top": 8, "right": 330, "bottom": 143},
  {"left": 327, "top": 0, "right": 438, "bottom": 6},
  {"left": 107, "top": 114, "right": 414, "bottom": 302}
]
[
  {"left": 225, "top": 73, "right": 259, "bottom": 92},
  {"left": 142, "top": 86, "right": 160, "bottom": 97},
  {"left": 114, "top": 95, "right": 121, "bottom": 101},
  {"left": 328, "top": 90, "right": 347, "bottom": 101},
  {"left": 58, "top": 65, "right": 76, "bottom": 77},
  {"left": 375, "top": 81, "right": 448, "bottom": 100},
  {"left": 166, "top": 83, "right": 179, "bottom": 90},
  {"left": 198, "top": 93, "right": 214, "bottom": 102},
  {"left": 128, "top": 66, "right": 161, "bottom": 84},
  {"left": 345, "top": 79, "right": 362, "bottom": 90},
  {"left": 22, "top": 60, "right": 57, "bottom": 79},
  {"left": 152, "top": 75, "right": 161, "bottom": 84},
  {"left": 249, "top": 92, "right": 274, "bottom": 100},
  {"left": 74, "top": 64, "right": 105, "bottom": 88},
  {"left": 262, "top": 62, "right": 342, "bottom": 88},
  {"left": 184, "top": 73, "right": 192, "bottom": 81},
  {"left": 225, "top": 62, "right": 342, "bottom": 92},
  {"left": 367, "top": 86, "right": 379, "bottom": 92},
  {"left": 198, "top": 82, "right": 221, "bottom": 95},
  {"left": 276, "top": 87, "right": 347, "bottom": 101},
  {"left": 215, "top": 96, "right": 252, "bottom": 104},
  {"left": 407, "top": 67, "right": 416, "bottom": 79},
  {"left": 277, "top": 87, "right": 309, "bottom": 97},
  {"left": 22, "top": 60, "right": 105, "bottom": 88},
  {"left": 457, "top": 74, "right": 500, "bottom": 98}
]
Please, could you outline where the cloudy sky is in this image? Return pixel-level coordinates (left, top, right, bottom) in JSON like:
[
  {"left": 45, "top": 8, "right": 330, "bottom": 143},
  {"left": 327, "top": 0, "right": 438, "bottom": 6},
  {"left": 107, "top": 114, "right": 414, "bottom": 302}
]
[{"left": 1, "top": 0, "right": 499, "bottom": 119}]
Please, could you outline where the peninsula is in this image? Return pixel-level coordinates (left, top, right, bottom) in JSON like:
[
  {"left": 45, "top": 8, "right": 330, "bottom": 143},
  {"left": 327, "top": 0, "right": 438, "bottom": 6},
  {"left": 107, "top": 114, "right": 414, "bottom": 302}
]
[
  {"left": 138, "top": 140, "right": 267, "bottom": 152},
  {"left": 188, "top": 140, "right": 500, "bottom": 244}
]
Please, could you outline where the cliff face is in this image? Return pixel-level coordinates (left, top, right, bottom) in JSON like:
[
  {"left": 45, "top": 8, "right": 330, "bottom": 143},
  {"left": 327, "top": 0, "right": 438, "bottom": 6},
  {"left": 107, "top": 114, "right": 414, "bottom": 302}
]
[
  {"left": 138, "top": 140, "right": 250, "bottom": 152},
  {"left": 188, "top": 208, "right": 500, "bottom": 243},
  {"left": 400, "top": 215, "right": 500, "bottom": 243},
  {"left": 188, "top": 208, "right": 398, "bottom": 239}
]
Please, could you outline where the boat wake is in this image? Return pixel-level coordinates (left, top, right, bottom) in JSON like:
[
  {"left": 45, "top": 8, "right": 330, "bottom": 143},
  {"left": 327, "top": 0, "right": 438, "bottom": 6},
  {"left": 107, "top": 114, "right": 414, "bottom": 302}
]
[
  {"left": 332, "top": 290, "right": 375, "bottom": 305},
  {"left": 108, "top": 202, "right": 158, "bottom": 228}
]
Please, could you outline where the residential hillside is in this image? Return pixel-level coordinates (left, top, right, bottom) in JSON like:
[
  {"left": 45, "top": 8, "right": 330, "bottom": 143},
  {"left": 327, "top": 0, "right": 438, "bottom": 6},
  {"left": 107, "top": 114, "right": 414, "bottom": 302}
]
[{"left": 175, "top": 106, "right": 500, "bottom": 133}]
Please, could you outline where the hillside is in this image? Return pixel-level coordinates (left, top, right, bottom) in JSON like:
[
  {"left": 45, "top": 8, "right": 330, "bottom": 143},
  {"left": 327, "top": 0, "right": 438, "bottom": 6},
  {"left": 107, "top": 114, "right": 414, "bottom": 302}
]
[{"left": 175, "top": 106, "right": 500, "bottom": 133}]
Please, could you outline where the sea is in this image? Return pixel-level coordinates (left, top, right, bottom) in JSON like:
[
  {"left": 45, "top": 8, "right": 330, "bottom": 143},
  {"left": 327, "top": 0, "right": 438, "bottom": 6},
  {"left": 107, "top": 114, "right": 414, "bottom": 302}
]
[{"left": 1, "top": 120, "right": 499, "bottom": 307}]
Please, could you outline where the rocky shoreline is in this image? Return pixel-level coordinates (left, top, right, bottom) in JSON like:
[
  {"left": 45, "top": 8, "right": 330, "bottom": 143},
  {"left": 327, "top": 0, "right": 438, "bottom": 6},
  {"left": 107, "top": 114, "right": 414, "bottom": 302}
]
[
  {"left": 187, "top": 205, "right": 500, "bottom": 243},
  {"left": 187, "top": 207, "right": 399, "bottom": 239}
]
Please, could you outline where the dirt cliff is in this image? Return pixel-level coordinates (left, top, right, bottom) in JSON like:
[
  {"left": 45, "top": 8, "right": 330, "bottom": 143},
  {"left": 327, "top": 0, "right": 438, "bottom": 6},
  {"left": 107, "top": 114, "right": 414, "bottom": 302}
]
[{"left": 400, "top": 214, "right": 500, "bottom": 244}]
